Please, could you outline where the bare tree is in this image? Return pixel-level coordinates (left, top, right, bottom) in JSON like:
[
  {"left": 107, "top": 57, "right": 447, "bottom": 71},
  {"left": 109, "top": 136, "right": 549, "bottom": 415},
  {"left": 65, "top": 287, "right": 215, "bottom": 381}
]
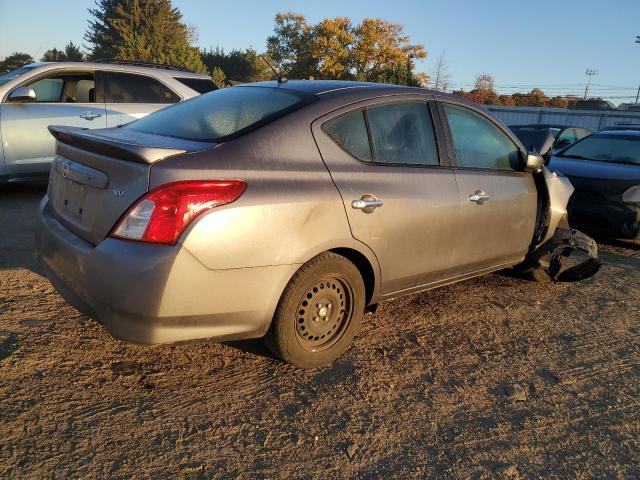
[{"left": 429, "top": 51, "right": 451, "bottom": 91}]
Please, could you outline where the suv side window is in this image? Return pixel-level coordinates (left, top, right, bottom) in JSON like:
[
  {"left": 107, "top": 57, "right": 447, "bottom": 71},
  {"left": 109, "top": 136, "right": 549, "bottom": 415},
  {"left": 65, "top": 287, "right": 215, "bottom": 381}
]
[
  {"left": 443, "top": 103, "right": 520, "bottom": 171},
  {"left": 27, "top": 73, "right": 96, "bottom": 103},
  {"left": 367, "top": 103, "right": 439, "bottom": 166},
  {"left": 103, "top": 72, "right": 179, "bottom": 104}
]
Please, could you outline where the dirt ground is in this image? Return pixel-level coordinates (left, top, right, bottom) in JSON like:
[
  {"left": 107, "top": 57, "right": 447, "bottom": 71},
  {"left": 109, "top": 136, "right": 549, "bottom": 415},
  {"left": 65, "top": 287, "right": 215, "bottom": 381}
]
[{"left": 0, "top": 184, "right": 638, "bottom": 479}]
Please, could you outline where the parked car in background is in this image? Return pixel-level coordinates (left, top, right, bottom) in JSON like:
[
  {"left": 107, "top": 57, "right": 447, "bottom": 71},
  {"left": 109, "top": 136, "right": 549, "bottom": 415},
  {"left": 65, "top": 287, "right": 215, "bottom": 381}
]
[
  {"left": 571, "top": 99, "right": 616, "bottom": 111},
  {"left": 35, "top": 81, "right": 600, "bottom": 368},
  {"left": 509, "top": 124, "right": 591, "bottom": 156},
  {"left": 549, "top": 129, "right": 640, "bottom": 239},
  {"left": 600, "top": 122, "right": 640, "bottom": 132},
  {"left": 617, "top": 103, "right": 640, "bottom": 112},
  {"left": 0, "top": 61, "right": 216, "bottom": 184}
]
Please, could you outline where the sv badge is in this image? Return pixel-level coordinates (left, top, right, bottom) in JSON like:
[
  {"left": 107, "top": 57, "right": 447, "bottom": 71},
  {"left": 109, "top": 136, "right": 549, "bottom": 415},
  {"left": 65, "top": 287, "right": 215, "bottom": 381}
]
[{"left": 113, "top": 189, "right": 126, "bottom": 198}]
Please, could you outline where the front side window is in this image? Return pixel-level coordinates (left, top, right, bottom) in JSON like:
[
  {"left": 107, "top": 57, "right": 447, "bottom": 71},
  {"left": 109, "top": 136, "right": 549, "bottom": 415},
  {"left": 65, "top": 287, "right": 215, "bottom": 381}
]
[
  {"left": 444, "top": 103, "right": 520, "bottom": 171},
  {"left": 560, "top": 135, "right": 640, "bottom": 165},
  {"left": 126, "top": 86, "right": 310, "bottom": 141},
  {"left": 104, "top": 72, "right": 179, "bottom": 103},
  {"left": 26, "top": 73, "right": 96, "bottom": 103},
  {"left": 367, "top": 103, "right": 439, "bottom": 166}
]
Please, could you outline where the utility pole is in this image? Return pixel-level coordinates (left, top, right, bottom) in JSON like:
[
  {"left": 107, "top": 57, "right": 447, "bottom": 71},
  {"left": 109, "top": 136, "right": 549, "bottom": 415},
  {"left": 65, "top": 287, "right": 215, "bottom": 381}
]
[
  {"left": 584, "top": 68, "right": 598, "bottom": 99},
  {"left": 636, "top": 36, "right": 640, "bottom": 103}
]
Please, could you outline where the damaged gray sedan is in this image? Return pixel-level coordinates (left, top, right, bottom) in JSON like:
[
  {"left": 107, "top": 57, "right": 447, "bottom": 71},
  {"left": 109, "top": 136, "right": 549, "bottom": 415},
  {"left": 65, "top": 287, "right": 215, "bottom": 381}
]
[{"left": 35, "top": 81, "right": 600, "bottom": 368}]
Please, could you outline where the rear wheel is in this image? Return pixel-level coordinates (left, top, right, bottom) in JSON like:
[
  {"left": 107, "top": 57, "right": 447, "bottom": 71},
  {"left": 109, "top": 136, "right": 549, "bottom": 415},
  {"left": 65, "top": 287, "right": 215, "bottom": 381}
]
[{"left": 265, "top": 252, "right": 365, "bottom": 368}]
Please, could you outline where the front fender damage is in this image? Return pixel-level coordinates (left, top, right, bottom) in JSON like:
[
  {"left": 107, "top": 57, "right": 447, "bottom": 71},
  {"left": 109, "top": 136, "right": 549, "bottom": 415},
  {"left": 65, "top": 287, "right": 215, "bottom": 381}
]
[{"left": 520, "top": 228, "right": 602, "bottom": 282}]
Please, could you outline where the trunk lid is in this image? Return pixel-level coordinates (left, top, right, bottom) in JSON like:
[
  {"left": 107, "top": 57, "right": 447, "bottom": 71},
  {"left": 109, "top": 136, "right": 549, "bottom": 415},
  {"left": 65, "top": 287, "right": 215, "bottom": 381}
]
[{"left": 47, "top": 126, "right": 212, "bottom": 245}]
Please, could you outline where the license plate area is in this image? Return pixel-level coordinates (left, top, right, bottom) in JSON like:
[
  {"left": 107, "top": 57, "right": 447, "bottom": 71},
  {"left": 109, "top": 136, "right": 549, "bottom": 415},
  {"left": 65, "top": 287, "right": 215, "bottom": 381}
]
[{"left": 62, "top": 179, "right": 89, "bottom": 218}]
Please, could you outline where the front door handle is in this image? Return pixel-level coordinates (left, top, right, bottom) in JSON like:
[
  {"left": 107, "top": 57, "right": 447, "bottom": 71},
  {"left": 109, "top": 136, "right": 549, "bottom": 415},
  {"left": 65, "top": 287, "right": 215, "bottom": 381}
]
[
  {"left": 469, "top": 190, "right": 490, "bottom": 204},
  {"left": 351, "top": 194, "right": 384, "bottom": 214},
  {"left": 80, "top": 111, "right": 102, "bottom": 120}
]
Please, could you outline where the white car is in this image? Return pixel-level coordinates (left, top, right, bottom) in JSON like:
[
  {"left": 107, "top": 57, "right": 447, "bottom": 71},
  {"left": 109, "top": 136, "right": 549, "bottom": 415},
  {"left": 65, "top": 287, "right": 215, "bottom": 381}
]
[{"left": 0, "top": 61, "right": 216, "bottom": 183}]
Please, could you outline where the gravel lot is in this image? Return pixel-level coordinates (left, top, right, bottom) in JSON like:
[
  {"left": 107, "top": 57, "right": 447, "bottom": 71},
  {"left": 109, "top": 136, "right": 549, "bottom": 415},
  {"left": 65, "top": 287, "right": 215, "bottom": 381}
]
[{"left": 1, "top": 184, "right": 639, "bottom": 479}]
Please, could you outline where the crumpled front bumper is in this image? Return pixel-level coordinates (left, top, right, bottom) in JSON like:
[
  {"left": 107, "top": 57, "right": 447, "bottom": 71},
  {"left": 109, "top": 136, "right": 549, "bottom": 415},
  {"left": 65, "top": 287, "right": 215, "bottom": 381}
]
[{"left": 522, "top": 228, "right": 602, "bottom": 282}]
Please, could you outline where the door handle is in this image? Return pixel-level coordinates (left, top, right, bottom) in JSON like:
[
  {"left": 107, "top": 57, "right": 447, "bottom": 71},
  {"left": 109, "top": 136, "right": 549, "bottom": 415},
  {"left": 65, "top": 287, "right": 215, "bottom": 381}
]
[
  {"left": 351, "top": 195, "right": 384, "bottom": 213},
  {"left": 80, "top": 111, "right": 102, "bottom": 120},
  {"left": 469, "top": 190, "right": 490, "bottom": 204}
]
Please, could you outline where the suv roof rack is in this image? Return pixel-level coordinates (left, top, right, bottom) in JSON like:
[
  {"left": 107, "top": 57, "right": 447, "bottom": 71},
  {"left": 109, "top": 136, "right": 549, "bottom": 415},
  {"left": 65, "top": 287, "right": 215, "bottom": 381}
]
[{"left": 93, "top": 59, "right": 197, "bottom": 73}]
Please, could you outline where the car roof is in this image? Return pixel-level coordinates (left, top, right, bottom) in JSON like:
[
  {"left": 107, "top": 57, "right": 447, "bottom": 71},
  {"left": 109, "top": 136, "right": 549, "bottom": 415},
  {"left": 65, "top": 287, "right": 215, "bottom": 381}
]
[
  {"left": 509, "top": 124, "right": 585, "bottom": 130},
  {"left": 593, "top": 129, "right": 640, "bottom": 137},
  {"left": 237, "top": 79, "right": 432, "bottom": 97},
  {"left": 26, "top": 62, "right": 210, "bottom": 79}
]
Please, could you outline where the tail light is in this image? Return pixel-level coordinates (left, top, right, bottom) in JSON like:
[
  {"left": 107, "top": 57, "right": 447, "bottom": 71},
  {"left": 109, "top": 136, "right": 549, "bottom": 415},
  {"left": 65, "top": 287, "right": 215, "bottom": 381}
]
[{"left": 110, "top": 180, "right": 246, "bottom": 245}]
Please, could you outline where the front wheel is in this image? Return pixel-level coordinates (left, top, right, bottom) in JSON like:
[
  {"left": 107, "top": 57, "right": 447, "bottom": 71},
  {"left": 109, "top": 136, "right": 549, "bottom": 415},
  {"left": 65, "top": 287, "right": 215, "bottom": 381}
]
[{"left": 265, "top": 252, "right": 365, "bottom": 368}]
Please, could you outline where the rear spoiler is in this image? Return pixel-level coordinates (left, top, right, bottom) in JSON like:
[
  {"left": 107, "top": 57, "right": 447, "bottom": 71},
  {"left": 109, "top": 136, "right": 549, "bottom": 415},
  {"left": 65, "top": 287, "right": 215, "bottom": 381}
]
[{"left": 48, "top": 126, "right": 188, "bottom": 164}]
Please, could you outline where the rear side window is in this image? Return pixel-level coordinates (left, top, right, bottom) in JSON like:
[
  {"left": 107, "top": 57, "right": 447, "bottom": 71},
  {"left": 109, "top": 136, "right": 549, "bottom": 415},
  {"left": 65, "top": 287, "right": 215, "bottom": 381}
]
[
  {"left": 367, "top": 103, "right": 439, "bottom": 166},
  {"left": 324, "top": 110, "right": 372, "bottom": 161},
  {"left": 103, "top": 72, "right": 180, "bottom": 103},
  {"left": 324, "top": 101, "right": 440, "bottom": 166},
  {"left": 174, "top": 77, "right": 218, "bottom": 94},
  {"left": 126, "top": 86, "right": 310, "bottom": 141},
  {"left": 443, "top": 103, "right": 520, "bottom": 171}
]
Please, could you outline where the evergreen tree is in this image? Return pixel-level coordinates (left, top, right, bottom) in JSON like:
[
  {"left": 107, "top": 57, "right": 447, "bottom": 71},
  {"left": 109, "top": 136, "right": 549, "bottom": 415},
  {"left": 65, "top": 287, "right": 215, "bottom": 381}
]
[
  {"left": 210, "top": 66, "right": 226, "bottom": 88},
  {"left": 84, "top": 0, "right": 206, "bottom": 72},
  {"left": 41, "top": 42, "right": 86, "bottom": 62}
]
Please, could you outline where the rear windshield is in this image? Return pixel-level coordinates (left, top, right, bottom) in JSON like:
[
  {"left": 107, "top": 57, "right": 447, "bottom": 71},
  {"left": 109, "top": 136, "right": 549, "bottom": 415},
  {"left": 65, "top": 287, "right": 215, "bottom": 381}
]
[
  {"left": 125, "top": 86, "right": 311, "bottom": 141},
  {"left": 174, "top": 77, "right": 218, "bottom": 94},
  {"left": 560, "top": 135, "right": 640, "bottom": 165}
]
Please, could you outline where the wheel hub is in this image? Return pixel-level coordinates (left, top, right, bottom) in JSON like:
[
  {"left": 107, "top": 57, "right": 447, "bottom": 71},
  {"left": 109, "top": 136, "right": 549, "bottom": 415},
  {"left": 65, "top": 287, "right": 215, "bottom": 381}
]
[{"left": 295, "top": 275, "right": 353, "bottom": 351}]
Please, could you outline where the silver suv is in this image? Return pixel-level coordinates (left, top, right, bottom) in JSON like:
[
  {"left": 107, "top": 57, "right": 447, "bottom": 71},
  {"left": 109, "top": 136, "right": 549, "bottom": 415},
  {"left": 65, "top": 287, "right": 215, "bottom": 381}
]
[{"left": 0, "top": 61, "right": 215, "bottom": 183}]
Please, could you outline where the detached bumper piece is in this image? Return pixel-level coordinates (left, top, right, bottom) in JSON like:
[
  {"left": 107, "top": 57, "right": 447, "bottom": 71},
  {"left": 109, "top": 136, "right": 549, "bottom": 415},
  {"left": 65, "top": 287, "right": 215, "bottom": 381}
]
[{"left": 523, "top": 228, "right": 602, "bottom": 282}]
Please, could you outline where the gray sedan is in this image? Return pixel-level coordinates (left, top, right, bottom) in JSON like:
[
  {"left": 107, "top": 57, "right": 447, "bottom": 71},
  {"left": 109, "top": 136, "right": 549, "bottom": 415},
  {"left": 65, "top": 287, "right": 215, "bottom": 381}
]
[{"left": 35, "top": 81, "right": 600, "bottom": 368}]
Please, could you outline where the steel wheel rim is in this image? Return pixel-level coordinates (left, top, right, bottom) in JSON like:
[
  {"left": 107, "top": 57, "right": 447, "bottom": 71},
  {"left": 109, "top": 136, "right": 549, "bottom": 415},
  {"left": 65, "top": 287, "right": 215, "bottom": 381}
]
[{"left": 294, "top": 274, "right": 354, "bottom": 352}]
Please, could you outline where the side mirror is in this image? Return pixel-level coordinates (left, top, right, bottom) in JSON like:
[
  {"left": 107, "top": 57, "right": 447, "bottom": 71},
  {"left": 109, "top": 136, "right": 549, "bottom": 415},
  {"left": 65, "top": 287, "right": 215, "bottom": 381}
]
[
  {"left": 523, "top": 152, "right": 544, "bottom": 173},
  {"left": 556, "top": 139, "right": 572, "bottom": 148},
  {"left": 8, "top": 87, "right": 36, "bottom": 103}
]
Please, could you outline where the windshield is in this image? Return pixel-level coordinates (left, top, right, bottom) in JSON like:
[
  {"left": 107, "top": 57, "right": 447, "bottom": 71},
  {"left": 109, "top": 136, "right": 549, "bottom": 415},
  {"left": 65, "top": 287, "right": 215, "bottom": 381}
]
[
  {"left": 126, "top": 86, "right": 312, "bottom": 141},
  {"left": 560, "top": 135, "right": 640, "bottom": 165},
  {"left": 0, "top": 65, "right": 37, "bottom": 86}
]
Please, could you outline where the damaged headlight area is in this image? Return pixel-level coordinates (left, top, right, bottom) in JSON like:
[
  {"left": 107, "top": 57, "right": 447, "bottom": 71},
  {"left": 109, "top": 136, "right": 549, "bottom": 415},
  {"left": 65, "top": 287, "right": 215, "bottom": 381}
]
[{"left": 519, "top": 228, "right": 602, "bottom": 283}]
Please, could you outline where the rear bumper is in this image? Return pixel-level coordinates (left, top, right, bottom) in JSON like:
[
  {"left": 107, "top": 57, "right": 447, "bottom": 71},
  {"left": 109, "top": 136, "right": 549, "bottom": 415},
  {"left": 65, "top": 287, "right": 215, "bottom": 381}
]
[{"left": 35, "top": 196, "right": 298, "bottom": 344}]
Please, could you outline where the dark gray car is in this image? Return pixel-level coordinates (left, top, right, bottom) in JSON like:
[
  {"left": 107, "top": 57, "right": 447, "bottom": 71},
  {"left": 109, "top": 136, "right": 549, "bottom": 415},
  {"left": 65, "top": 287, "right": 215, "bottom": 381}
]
[{"left": 34, "top": 81, "right": 600, "bottom": 368}]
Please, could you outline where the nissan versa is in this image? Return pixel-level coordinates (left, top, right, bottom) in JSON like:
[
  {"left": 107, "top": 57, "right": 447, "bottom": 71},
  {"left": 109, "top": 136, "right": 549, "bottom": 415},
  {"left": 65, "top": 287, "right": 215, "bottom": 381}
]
[{"left": 34, "top": 81, "right": 600, "bottom": 368}]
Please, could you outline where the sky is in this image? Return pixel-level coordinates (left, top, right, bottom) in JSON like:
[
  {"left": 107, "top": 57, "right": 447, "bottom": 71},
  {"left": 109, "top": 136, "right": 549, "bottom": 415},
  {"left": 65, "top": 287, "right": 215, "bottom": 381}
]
[{"left": 1, "top": 0, "right": 639, "bottom": 103}]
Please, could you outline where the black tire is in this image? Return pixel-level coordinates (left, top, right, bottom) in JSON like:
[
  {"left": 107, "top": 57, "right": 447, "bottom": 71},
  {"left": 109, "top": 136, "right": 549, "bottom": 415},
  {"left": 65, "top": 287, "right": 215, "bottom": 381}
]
[{"left": 265, "top": 252, "right": 365, "bottom": 368}]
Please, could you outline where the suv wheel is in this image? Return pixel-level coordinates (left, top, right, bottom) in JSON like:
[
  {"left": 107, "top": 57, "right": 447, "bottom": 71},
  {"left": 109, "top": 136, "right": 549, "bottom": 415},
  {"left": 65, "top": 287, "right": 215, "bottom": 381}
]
[{"left": 265, "top": 252, "right": 365, "bottom": 368}]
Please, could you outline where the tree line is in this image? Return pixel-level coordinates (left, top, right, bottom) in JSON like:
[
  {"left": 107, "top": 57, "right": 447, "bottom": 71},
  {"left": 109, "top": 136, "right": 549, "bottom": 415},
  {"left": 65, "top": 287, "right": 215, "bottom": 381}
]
[
  {"left": 1, "top": 0, "right": 426, "bottom": 88},
  {"left": 0, "top": 0, "right": 604, "bottom": 108}
]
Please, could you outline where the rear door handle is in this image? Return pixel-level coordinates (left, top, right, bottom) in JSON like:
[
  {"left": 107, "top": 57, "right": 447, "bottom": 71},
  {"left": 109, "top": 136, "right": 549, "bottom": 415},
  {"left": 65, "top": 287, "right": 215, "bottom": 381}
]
[
  {"left": 469, "top": 190, "right": 490, "bottom": 204},
  {"left": 351, "top": 195, "right": 384, "bottom": 213},
  {"left": 80, "top": 111, "right": 102, "bottom": 120}
]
